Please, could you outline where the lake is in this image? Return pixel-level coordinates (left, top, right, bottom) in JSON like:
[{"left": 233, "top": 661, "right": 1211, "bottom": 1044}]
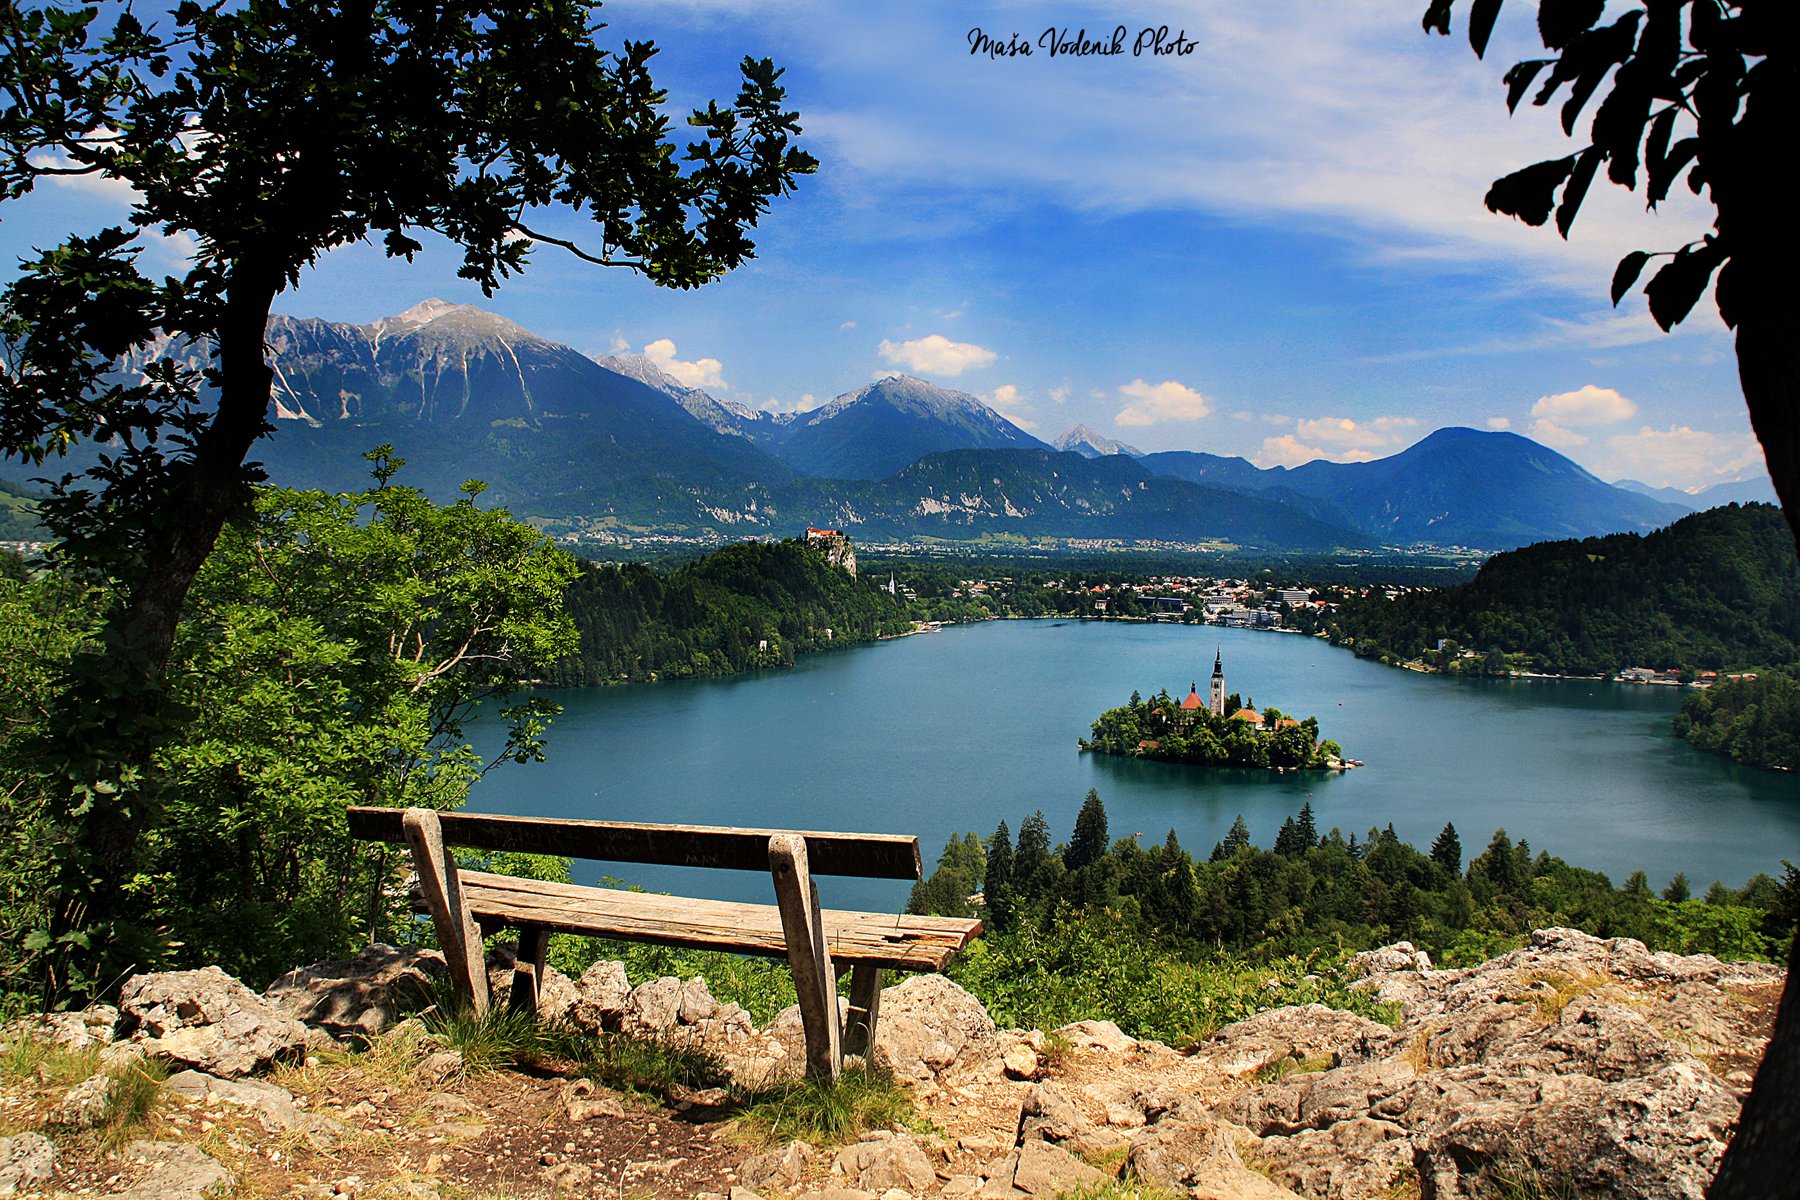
[{"left": 468, "top": 620, "right": 1800, "bottom": 911}]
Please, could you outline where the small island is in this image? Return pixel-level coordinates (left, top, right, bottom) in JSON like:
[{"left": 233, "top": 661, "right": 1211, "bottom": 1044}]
[{"left": 1081, "top": 650, "right": 1347, "bottom": 770}]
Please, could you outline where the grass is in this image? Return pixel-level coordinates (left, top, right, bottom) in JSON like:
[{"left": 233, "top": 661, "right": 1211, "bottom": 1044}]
[
  {"left": 1055, "top": 1182, "right": 1182, "bottom": 1200},
  {"left": 1481, "top": 1151, "right": 1579, "bottom": 1200},
  {"left": 0, "top": 1033, "right": 168, "bottom": 1149},
  {"left": 736, "top": 1063, "right": 914, "bottom": 1146},
  {"left": 93, "top": 1057, "right": 169, "bottom": 1148},
  {"left": 1251, "top": 1052, "right": 1334, "bottom": 1085},
  {"left": 544, "top": 1027, "right": 730, "bottom": 1099},
  {"left": 420, "top": 1004, "right": 551, "bottom": 1077},
  {"left": 1510, "top": 971, "right": 1609, "bottom": 1023}
]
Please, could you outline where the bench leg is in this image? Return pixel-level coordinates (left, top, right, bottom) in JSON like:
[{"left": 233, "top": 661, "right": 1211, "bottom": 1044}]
[
  {"left": 769, "top": 834, "right": 841, "bottom": 1084},
  {"left": 402, "top": 808, "right": 490, "bottom": 1017},
  {"left": 509, "top": 925, "right": 551, "bottom": 1018},
  {"left": 843, "top": 964, "right": 882, "bottom": 1059}
]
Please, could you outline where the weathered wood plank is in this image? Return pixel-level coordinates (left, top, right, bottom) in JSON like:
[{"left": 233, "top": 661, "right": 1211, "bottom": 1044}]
[
  {"left": 509, "top": 926, "right": 551, "bottom": 1017},
  {"left": 347, "top": 807, "right": 921, "bottom": 880},
  {"left": 843, "top": 963, "right": 882, "bottom": 1058},
  {"left": 401, "top": 808, "right": 489, "bottom": 1016},
  {"left": 448, "top": 871, "right": 980, "bottom": 971},
  {"left": 770, "top": 834, "right": 841, "bottom": 1083}
]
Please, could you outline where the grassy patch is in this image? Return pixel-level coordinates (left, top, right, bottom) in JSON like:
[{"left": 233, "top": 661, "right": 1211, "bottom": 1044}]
[
  {"left": 544, "top": 1027, "right": 730, "bottom": 1100},
  {"left": 1057, "top": 1182, "right": 1182, "bottom": 1200},
  {"left": 737, "top": 1064, "right": 913, "bottom": 1146},
  {"left": 1251, "top": 1052, "right": 1334, "bottom": 1085},
  {"left": 420, "top": 1004, "right": 550, "bottom": 1077},
  {"left": 0, "top": 1036, "right": 101, "bottom": 1088},
  {"left": 1481, "top": 1151, "right": 1578, "bottom": 1200},
  {"left": 1510, "top": 971, "right": 1609, "bottom": 1023},
  {"left": 93, "top": 1057, "right": 169, "bottom": 1148}
]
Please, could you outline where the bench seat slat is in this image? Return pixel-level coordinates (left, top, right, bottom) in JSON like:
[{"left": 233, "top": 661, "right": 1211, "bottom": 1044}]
[
  {"left": 349, "top": 807, "right": 921, "bottom": 880},
  {"left": 455, "top": 871, "right": 982, "bottom": 973}
]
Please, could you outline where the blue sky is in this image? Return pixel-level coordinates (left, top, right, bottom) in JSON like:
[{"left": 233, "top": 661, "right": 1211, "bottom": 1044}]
[{"left": 0, "top": 0, "right": 1768, "bottom": 490}]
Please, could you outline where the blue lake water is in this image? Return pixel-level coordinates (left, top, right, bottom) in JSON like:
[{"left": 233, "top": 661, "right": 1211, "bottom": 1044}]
[{"left": 468, "top": 620, "right": 1800, "bottom": 912}]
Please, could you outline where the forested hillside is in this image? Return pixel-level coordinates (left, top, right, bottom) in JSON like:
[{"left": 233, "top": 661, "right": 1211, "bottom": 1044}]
[
  {"left": 550, "top": 538, "right": 911, "bottom": 684},
  {"left": 1675, "top": 672, "right": 1800, "bottom": 772},
  {"left": 1325, "top": 504, "right": 1800, "bottom": 675},
  {"left": 0, "top": 477, "right": 40, "bottom": 540},
  {"left": 908, "top": 792, "right": 1799, "bottom": 1041}
]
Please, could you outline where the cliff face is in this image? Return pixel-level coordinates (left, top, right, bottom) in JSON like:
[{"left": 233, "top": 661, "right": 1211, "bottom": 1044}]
[{"left": 0, "top": 929, "right": 1781, "bottom": 1200}]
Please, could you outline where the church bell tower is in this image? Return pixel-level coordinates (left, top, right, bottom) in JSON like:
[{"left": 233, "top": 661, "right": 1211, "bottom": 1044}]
[{"left": 1210, "top": 648, "right": 1225, "bottom": 716}]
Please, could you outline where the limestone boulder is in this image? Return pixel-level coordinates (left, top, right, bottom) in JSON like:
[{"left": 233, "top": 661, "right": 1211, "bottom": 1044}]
[
  {"left": 1014, "top": 1082, "right": 1120, "bottom": 1158},
  {"left": 868, "top": 974, "right": 997, "bottom": 1083},
  {"left": 0, "top": 1133, "right": 55, "bottom": 1197},
  {"left": 830, "top": 1132, "right": 937, "bottom": 1194},
  {"left": 568, "top": 960, "right": 632, "bottom": 1032},
  {"left": 979, "top": 1140, "right": 1106, "bottom": 1198},
  {"left": 1190, "top": 1003, "right": 1392, "bottom": 1079},
  {"left": 264, "top": 944, "right": 443, "bottom": 1039},
  {"left": 119, "top": 967, "right": 310, "bottom": 1078}
]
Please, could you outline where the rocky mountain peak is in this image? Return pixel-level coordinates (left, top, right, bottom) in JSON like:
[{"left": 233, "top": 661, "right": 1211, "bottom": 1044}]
[{"left": 1053, "top": 424, "right": 1142, "bottom": 458}]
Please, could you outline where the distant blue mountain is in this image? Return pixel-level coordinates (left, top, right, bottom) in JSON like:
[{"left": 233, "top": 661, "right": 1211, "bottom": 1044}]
[
  {"left": 1615, "top": 474, "right": 1780, "bottom": 510},
  {"left": 772, "top": 375, "right": 1049, "bottom": 480},
  {"left": 1145, "top": 428, "right": 1690, "bottom": 550}
]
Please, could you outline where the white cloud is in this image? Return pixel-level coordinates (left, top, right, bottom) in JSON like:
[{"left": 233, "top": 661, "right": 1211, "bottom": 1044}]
[
  {"left": 840, "top": 320, "right": 858, "bottom": 330},
  {"left": 987, "top": 384, "right": 1036, "bottom": 431},
  {"left": 1599, "top": 426, "right": 1764, "bottom": 489},
  {"left": 609, "top": 333, "right": 631, "bottom": 353},
  {"left": 877, "top": 333, "right": 996, "bottom": 376},
  {"left": 762, "top": 392, "right": 823, "bottom": 415},
  {"left": 1048, "top": 384, "right": 1070, "bottom": 405},
  {"left": 1115, "top": 379, "right": 1212, "bottom": 426},
  {"left": 642, "top": 338, "right": 726, "bottom": 390},
  {"left": 1531, "top": 384, "right": 1637, "bottom": 427},
  {"left": 1293, "top": 415, "right": 1416, "bottom": 451},
  {"left": 1258, "top": 435, "right": 1328, "bottom": 468},
  {"left": 1530, "top": 418, "right": 1589, "bottom": 449},
  {"left": 1486, "top": 416, "right": 1512, "bottom": 430}
]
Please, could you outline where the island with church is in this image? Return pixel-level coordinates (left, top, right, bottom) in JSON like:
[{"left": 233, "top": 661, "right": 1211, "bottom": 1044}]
[{"left": 1080, "top": 650, "right": 1351, "bottom": 771}]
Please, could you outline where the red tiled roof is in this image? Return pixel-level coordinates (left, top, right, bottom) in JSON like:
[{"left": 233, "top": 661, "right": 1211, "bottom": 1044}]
[
  {"left": 1180, "top": 688, "right": 1204, "bottom": 710},
  {"left": 1232, "top": 709, "right": 1264, "bottom": 724}
]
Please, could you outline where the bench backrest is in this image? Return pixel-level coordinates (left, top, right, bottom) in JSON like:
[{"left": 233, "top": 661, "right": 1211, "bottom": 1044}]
[{"left": 344, "top": 806, "right": 923, "bottom": 880}]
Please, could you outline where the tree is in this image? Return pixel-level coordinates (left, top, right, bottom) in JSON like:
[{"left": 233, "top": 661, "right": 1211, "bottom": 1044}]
[
  {"left": 984, "top": 821, "right": 1015, "bottom": 929},
  {"left": 0, "top": 0, "right": 814, "bottom": 999},
  {"left": 1014, "top": 811, "right": 1055, "bottom": 903},
  {"left": 1066, "top": 789, "right": 1110, "bottom": 871},
  {"left": 1422, "top": 0, "right": 1799, "bottom": 538},
  {"left": 1664, "top": 872, "right": 1693, "bottom": 903},
  {"left": 1212, "top": 814, "right": 1252, "bottom": 861},
  {"left": 1430, "top": 822, "right": 1463, "bottom": 873}
]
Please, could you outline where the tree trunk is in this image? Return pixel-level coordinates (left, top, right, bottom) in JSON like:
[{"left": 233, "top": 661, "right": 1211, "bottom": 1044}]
[{"left": 43, "top": 273, "right": 279, "bottom": 1001}]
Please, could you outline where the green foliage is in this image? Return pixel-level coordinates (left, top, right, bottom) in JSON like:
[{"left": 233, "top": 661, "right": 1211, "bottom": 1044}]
[
  {"left": 546, "top": 1026, "right": 732, "bottom": 1100},
  {"left": 1674, "top": 670, "right": 1800, "bottom": 771},
  {"left": 420, "top": 1002, "right": 555, "bottom": 1078},
  {"left": 0, "top": 0, "right": 813, "bottom": 1005},
  {"left": 0, "top": 463, "right": 579, "bottom": 994},
  {"left": 908, "top": 832, "right": 987, "bottom": 919},
  {"left": 1325, "top": 505, "right": 1800, "bottom": 676},
  {"left": 0, "top": 477, "right": 40, "bottom": 540},
  {"left": 738, "top": 1063, "right": 914, "bottom": 1146},
  {"left": 1084, "top": 689, "right": 1339, "bottom": 769},
  {"left": 948, "top": 910, "right": 1397, "bottom": 1047},
  {"left": 904, "top": 792, "right": 1789, "bottom": 1043},
  {"left": 550, "top": 538, "right": 910, "bottom": 684}
]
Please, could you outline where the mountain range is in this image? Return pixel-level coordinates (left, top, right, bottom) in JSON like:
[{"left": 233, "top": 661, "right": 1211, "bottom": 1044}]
[{"left": 52, "top": 300, "right": 1773, "bottom": 552}]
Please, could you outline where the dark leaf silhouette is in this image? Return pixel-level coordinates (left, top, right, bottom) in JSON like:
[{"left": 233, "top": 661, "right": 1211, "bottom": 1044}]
[
  {"left": 1556, "top": 145, "right": 1603, "bottom": 237},
  {"left": 1485, "top": 156, "right": 1576, "bottom": 226},
  {"left": 1538, "top": 0, "right": 1606, "bottom": 50},
  {"left": 1468, "top": 0, "right": 1503, "bottom": 57},
  {"left": 1644, "top": 241, "right": 1724, "bottom": 331},
  {"left": 1611, "top": 250, "right": 1650, "bottom": 306}
]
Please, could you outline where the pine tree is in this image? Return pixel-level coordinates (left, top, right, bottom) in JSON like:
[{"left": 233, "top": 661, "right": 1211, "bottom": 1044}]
[
  {"left": 1429, "top": 822, "right": 1462, "bottom": 873},
  {"left": 1066, "top": 790, "right": 1109, "bottom": 871},
  {"left": 1211, "top": 815, "right": 1251, "bottom": 861},
  {"left": 984, "top": 821, "right": 1014, "bottom": 930},
  {"left": 1664, "top": 873, "right": 1691, "bottom": 903},
  {"left": 1296, "top": 801, "right": 1318, "bottom": 848},
  {"left": 1273, "top": 816, "right": 1305, "bottom": 857},
  {"left": 1015, "top": 811, "right": 1054, "bottom": 902}
]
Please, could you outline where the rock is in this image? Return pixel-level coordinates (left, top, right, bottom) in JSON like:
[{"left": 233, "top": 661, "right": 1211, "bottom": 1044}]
[
  {"left": 1124, "top": 1107, "right": 1248, "bottom": 1191},
  {"left": 1051, "top": 1020, "right": 1136, "bottom": 1055},
  {"left": 795, "top": 1190, "right": 878, "bottom": 1200},
  {"left": 624, "top": 976, "right": 684, "bottom": 1034},
  {"left": 831, "top": 1134, "right": 937, "bottom": 1194},
  {"left": 1191, "top": 1004, "right": 1390, "bottom": 1078},
  {"left": 868, "top": 975, "right": 997, "bottom": 1084},
  {"left": 57, "top": 1072, "right": 118, "bottom": 1129},
  {"left": 119, "top": 966, "right": 310, "bottom": 1078},
  {"left": 541, "top": 1161, "right": 594, "bottom": 1192},
  {"left": 263, "top": 944, "right": 444, "bottom": 1039},
  {"left": 729, "top": 1189, "right": 765, "bottom": 1200},
  {"left": 418, "top": 1051, "right": 464, "bottom": 1088},
  {"left": 1014, "top": 1082, "right": 1118, "bottom": 1158},
  {"left": 115, "top": 1140, "right": 234, "bottom": 1200},
  {"left": 479, "top": 945, "right": 577, "bottom": 1025},
  {"left": 739, "top": 1140, "right": 813, "bottom": 1189},
  {"left": 1256, "top": 1116, "right": 1413, "bottom": 1199},
  {"left": 569, "top": 960, "right": 632, "bottom": 1032},
  {"left": 164, "top": 1070, "right": 346, "bottom": 1139},
  {"left": 0, "top": 1133, "right": 54, "bottom": 1196},
  {"left": 1001, "top": 1043, "right": 1041, "bottom": 1081},
  {"left": 979, "top": 1140, "right": 1106, "bottom": 1198},
  {"left": 562, "top": 1078, "right": 628, "bottom": 1122},
  {"left": 1345, "top": 941, "right": 1432, "bottom": 978},
  {"left": 6, "top": 1005, "right": 120, "bottom": 1052}
]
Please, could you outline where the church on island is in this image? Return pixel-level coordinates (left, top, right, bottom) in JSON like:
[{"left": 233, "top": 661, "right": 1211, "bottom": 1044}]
[{"left": 1169, "top": 650, "right": 1300, "bottom": 734}]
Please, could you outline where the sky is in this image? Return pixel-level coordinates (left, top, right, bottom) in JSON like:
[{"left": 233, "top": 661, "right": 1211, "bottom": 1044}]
[{"left": 0, "top": 0, "right": 1770, "bottom": 491}]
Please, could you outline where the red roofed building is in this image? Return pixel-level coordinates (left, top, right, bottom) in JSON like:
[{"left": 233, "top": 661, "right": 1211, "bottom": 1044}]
[
  {"left": 1232, "top": 709, "right": 1264, "bottom": 726},
  {"left": 1181, "top": 684, "right": 1204, "bottom": 712}
]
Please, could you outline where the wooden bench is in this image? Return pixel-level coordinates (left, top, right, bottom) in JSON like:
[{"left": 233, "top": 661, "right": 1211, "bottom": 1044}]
[{"left": 345, "top": 806, "right": 984, "bottom": 1081}]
